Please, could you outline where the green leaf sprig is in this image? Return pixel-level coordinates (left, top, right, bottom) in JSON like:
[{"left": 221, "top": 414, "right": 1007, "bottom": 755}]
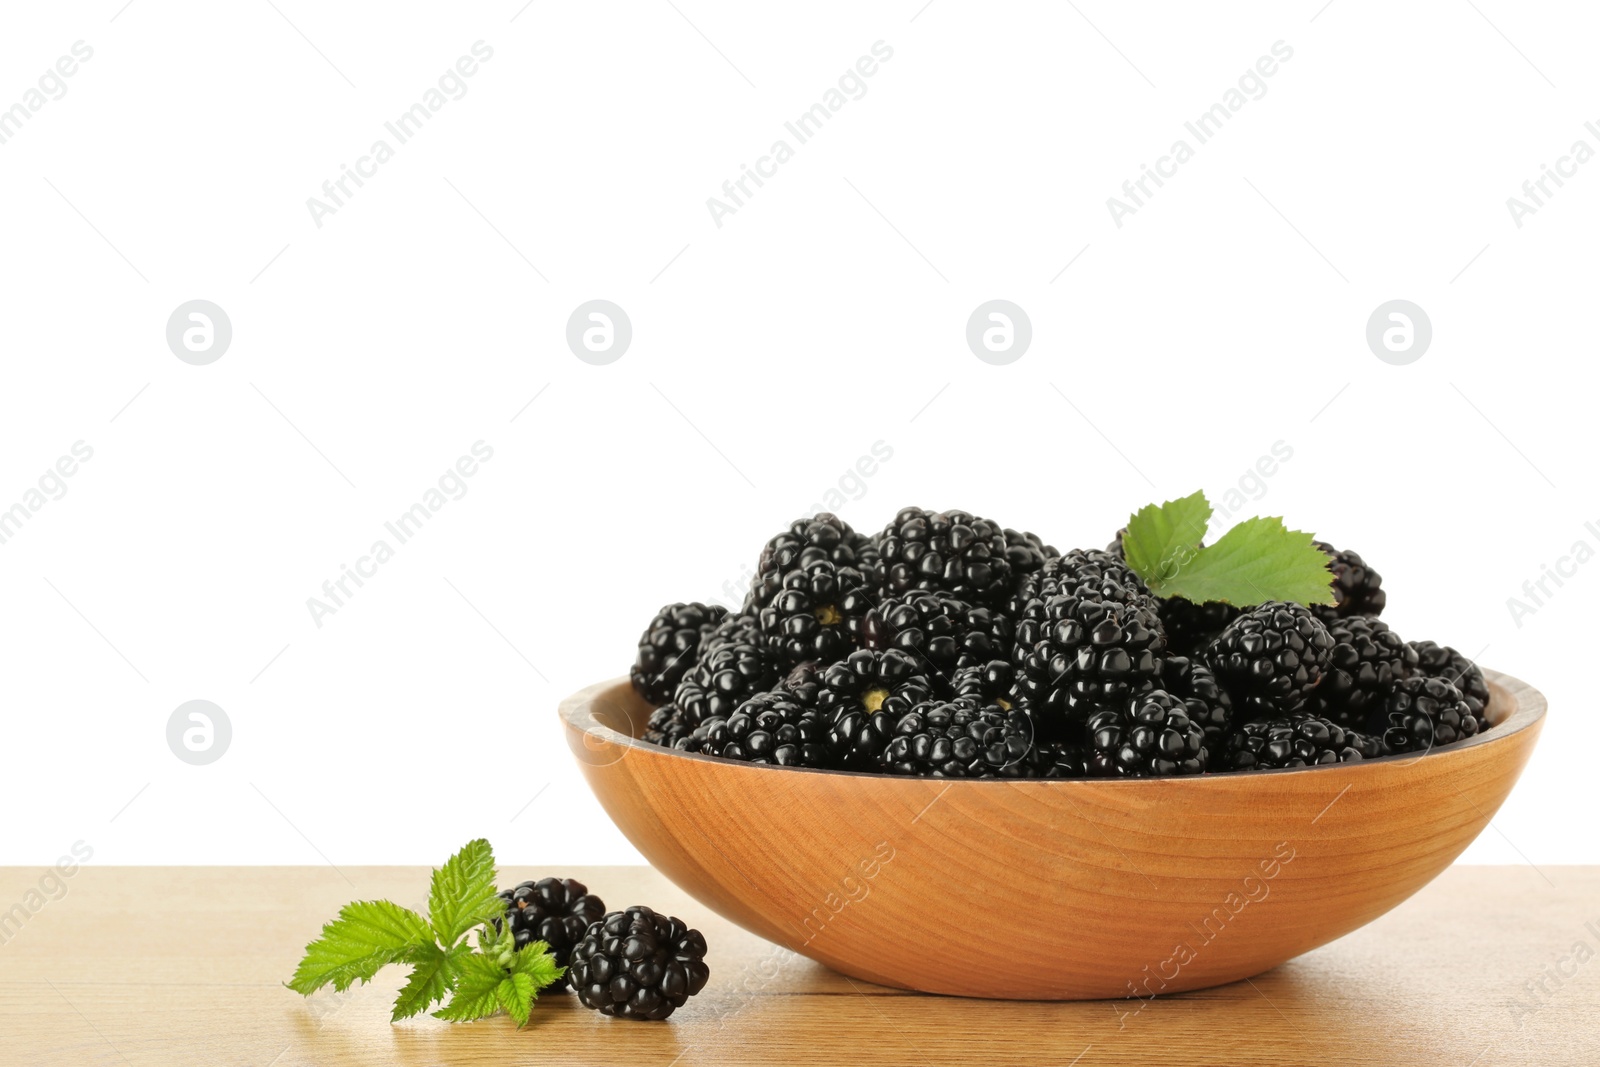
[
  {"left": 287, "top": 839, "right": 562, "bottom": 1024},
  {"left": 1122, "top": 490, "right": 1336, "bottom": 607}
]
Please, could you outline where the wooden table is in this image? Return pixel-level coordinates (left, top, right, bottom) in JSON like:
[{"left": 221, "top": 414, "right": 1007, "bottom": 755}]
[{"left": 2, "top": 865, "right": 1595, "bottom": 1066}]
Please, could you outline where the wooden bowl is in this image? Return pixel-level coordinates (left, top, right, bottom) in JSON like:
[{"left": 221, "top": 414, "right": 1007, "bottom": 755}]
[{"left": 559, "top": 670, "right": 1544, "bottom": 1000}]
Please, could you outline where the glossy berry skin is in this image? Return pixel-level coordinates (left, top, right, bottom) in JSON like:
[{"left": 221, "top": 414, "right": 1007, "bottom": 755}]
[
  {"left": 630, "top": 603, "right": 729, "bottom": 706},
  {"left": 1015, "top": 592, "right": 1166, "bottom": 728},
  {"left": 949, "top": 659, "right": 1022, "bottom": 708},
  {"left": 672, "top": 617, "right": 779, "bottom": 725},
  {"left": 1087, "top": 689, "right": 1207, "bottom": 777},
  {"left": 814, "top": 649, "right": 934, "bottom": 767},
  {"left": 1223, "top": 714, "right": 1385, "bottom": 771},
  {"left": 569, "top": 906, "right": 709, "bottom": 1020},
  {"left": 642, "top": 704, "right": 694, "bottom": 749},
  {"left": 1003, "top": 528, "right": 1059, "bottom": 578},
  {"left": 1311, "top": 541, "right": 1386, "bottom": 623},
  {"left": 744, "top": 513, "right": 873, "bottom": 613},
  {"left": 872, "top": 507, "right": 1015, "bottom": 608},
  {"left": 1156, "top": 597, "right": 1239, "bottom": 658},
  {"left": 1008, "top": 549, "right": 1147, "bottom": 621},
  {"left": 689, "top": 692, "right": 831, "bottom": 768},
  {"left": 861, "top": 591, "right": 1014, "bottom": 676},
  {"left": 1370, "top": 675, "right": 1479, "bottom": 754},
  {"left": 881, "top": 699, "right": 1036, "bottom": 778},
  {"left": 756, "top": 560, "right": 871, "bottom": 667},
  {"left": 1207, "top": 602, "right": 1335, "bottom": 719},
  {"left": 1158, "top": 655, "right": 1233, "bottom": 751},
  {"left": 1410, "top": 640, "right": 1491, "bottom": 733},
  {"left": 498, "top": 878, "right": 606, "bottom": 993},
  {"left": 1314, "top": 617, "right": 1418, "bottom": 729}
]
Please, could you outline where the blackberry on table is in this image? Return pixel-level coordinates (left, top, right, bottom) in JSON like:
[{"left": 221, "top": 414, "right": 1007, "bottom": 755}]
[
  {"left": 815, "top": 648, "right": 934, "bottom": 767},
  {"left": 755, "top": 559, "right": 871, "bottom": 667},
  {"left": 1311, "top": 541, "right": 1386, "bottom": 623},
  {"left": 1314, "top": 616, "right": 1418, "bottom": 729},
  {"left": 569, "top": 906, "right": 709, "bottom": 1021},
  {"left": 631, "top": 603, "right": 729, "bottom": 706},
  {"left": 672, "top": 617, "right": 779, "bottom": 725},
  {"left": 688, "top": 691, "right": 831, "bottom": 768},
  {"left": 1086, "top": 689, "right": 1207, "bottom": 777},
  {"left": 861, "top": 590, "right": 1014, "bottom": 677},
  {"left": 1223, "top": 714, "right": 1385, "bottom": 771},
  {"left": 1370, "top": 675, "right": 1479, "bottom": 754},
  {"left": 745, "top": 513, "right": 873, "bottom": 613},
  {"left": 1411, "top": 640, "right": 1492, "bottom": 732},
  {"left": 1206, "top": 602, "right": 1335, "bottom": 719},
  {"left": 872, "top": 507, "right": 1014, "bottom": 608},
  {"left": 880, "top": 699, "right": 1036, "bottom": 777},
  {"left": 1015, "top": 592, "right": 1166, "bottom": 727},
  {"left": 1158, "top": 655, "right": 1233, "bottom": 751},
  {"left": 498, "top": 877, "right": 606, "bottom": 993}
]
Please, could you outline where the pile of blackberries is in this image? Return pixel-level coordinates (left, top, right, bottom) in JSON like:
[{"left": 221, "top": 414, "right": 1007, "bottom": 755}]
[{"left": 630, "top": 509, "right": 1491, "bottom": 777}]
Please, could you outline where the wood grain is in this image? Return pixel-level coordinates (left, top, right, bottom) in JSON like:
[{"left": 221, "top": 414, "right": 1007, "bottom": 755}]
[
  {"left": 1, "top": 864, "right": 1595, "bottom": 1066},
  {"left": 562, "top": 671, "right": 1545, "bottom": 998}
]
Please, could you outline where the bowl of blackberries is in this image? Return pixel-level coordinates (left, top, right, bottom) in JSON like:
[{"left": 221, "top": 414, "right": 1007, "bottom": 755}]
[{"left": 560, "top": 494, "right": 1545, "bottom": 999}]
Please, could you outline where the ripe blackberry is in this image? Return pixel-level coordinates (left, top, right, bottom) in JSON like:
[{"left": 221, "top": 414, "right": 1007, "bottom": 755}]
[
  {"left": 1036, "top": 742, "right": 1092, "bottom": 778},
  {"left": 1158, "top": 655, "right": 1233, "bottom": 750},
  {"left": 1311, "top": 541, "right": 1386, "bottom": 623},
  {"left": 745, "top": 513, "right": 873, "bottom": 612},
  {"left": 880, "top": 699, "right": 1036, "bottom": 777},
  {"left": 569, "top": 906, "right": 709, "bottom": 1021},
  {"left": 872, "top": 507, "right": 1014, "bottom": 608},
  {"left": 861, "top": 591, "right": 1014, "bottom": 677},
  {"left": 755, "top": 559, "right": 871, "bottom": 667},
  {"left": 642, "top": 704, "right": 694, "bottom": 748},
  {"left": 1314, "top": 617, "right": 1419, "bottom": 729},
  {"left": 498, "top": 878, "right": 606, "bottom": 994},
  {"left": 1223, "top": 714, "right": 1384, "bottom": 771},
  {"left": 950, "top": 658, "right": 1022, "bottom": 708},
  {"left": 1086, "top": 690, "right": 1207, "bottom": 777},
  {"left": 1411, "top": 640, "right": 1492, "bottom": 731},
  {"left": 1370, "top": 675, "right": 1479, "bottom": 754},
  {"left": 688, "top": 691, "right": 831, "bottom": 768},
  {"left": 1004, "top": 528, "right": 1059, "bottom": 577},
  {"left": 1015, "top": 592, "right": 1165, "bottom": 726},
  {"left": 815, "top": 648, "right": 934, "bottom": 767},
  {"left": 1156, "top": 597, "right": 1239, "bottom": 657},
  {"left": 1009, "top": 548, "right": 1147, "bottom": 620},
  {"left": 1207, "top": 602, "right": 1335, "bottom": 718},
  {"left": 631, "top": 603, "right": 729, "bottom": 706},
  {"left": 672, "top": 617, "right": 779, "bottom": 725}
]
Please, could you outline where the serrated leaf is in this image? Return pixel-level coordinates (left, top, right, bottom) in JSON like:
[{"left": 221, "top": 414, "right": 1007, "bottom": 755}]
[
  {"left": 390, "top": 942, "right": 470, "bottom": 1021},
  {"left": 288, "top": 900, "right": 434, "bottom": 995},
  {"left": 1149, "top": 516, "right": 1335, "bottom": 607},
  {"left": 431, "top": 952, "right": 508, "bottom": 1023},
  {"left": 427, "top": 838, "right": 502, "bottom": 948},
  {"left": 1122, "top": 491, "right": 1212, "bottom": 585},
  {"left": 498, "top": 972, "right": 536, "bottom": 1026},
  {"left": 508, "top": 940, "right": 563, "bottom": 991}
]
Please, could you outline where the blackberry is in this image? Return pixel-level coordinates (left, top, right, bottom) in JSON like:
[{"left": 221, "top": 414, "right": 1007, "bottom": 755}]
[
  {"left": 1036, "top": 742, "right": 1092, "bottom": 778},
  {"left": 1009, "top": 548, "right": 1147, "bottom": 620},
  {"left": 1207, "top": 602, "right": 1335, "bottom": 718},
  {"left": 861, "top": 590, "right": 1014, "bottom": 677},
  {"left": 755, "top": 559, "right": 871, "bottom": 667},
  {"left": 950, "top": 658, "right": 1022, "bottom": 708},
  {"left": 642, "top": 704, "right": 694, "bottom": 748},
  {"left": 1003, "top": 528, "right": 1059, "bottom": 577},
  {"left": 672, "top": 617, "right": 779, "bottom": 725},
  {"left": 745, "top": 513, "right": 873, "bottom": 612},
  {"left": 1370, "top": 675, "right": 1479, "bottom": 754},
  {"left": 1411, "top": 640, "right": 1491, "bottom": 731},
  {"left": 1311, "top": 541, "right": 1386, "bottom": 623},
  {"left": 498, "top": 878, "right": 606, "bottom": 993},
  {"left": 872, "top": 507, "right": 1014, "bottom": 608},
  {"left": 569, "top": 906, "right": 709, "bottom": 1020},
  {"left": 1086, "top": 690, "right": 1207, "bottom": 777},
  {"left": 1158, "top": 655, "right": 1233, "bottom": 750},
  {"left": 881, "top": 699, "right": 1036, "bottom": 777},
  {"left": 1156, "top": 597, "right": 1238, "bottom": 658},
  {"left": 1314, "top": 617, "right": 1418, "bottom": 729},
  {"left": 689, "top": 691, "right": 831, "bottom": 767},
  {"left": 815, "top": 648, "right": 934, "bottom": 767},
  {"left": 1223, "top": 714, "right": 1385, "bottom": 771},
  {"left": 631, "top": 603, "right": 729, "bottom": 706},
  {"left": 1015, "top": 592, "right": 1165, "bottom": 726}
]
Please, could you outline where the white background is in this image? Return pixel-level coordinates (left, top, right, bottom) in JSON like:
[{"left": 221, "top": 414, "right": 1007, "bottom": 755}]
[{"left": 0, "top": 1, "right": 1592, "bottom": 871}]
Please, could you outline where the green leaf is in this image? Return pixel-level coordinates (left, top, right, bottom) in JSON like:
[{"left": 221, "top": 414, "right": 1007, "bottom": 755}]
[
  {"left": 498, "top": 972, "right": 536, "bottom": 1026},
  {"left": 1147, "top": 516, "right": 1335, "bottom": 607},
  {"left": 288, "top": 900, "right": 434, "bottom": 995},
  {"left": 432, "top": 952, "right": 509, "bottom": 1023},
  {"left": 390, "top": 942, "right": 470, "bottom": 1021},
  {"left": 1122, "top": 491, "right": 1213, "bottom": 585},
  {"left": 508, "top": 940, "right": 564, "bottom": 991},
  {"left": 427, "top": 838, "right": 503, "bottom": 948}
]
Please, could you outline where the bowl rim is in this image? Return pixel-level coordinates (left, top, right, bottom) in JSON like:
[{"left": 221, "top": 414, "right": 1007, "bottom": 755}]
[{"left": 559, "top": 668, "right": 1545, "bottom": 783}]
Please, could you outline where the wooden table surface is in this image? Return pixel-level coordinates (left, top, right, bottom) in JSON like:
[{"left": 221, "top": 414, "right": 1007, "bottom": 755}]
[{"left": 2, "top": 864, "right": 1595, "bottom": 1066}]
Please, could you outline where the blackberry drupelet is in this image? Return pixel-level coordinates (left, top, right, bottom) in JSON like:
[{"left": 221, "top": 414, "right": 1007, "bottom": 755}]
[
  {"left": 1156, "top": 597, "right": 1239, "bottom": 658},
  {"left": 755, "top": 559, "right": 871, "bottom": 667},
  {"left": 872, "top": 507, "right": 1015, "bottom": 608},
  {"left": 880, "top": 699, "right": 1036, "bottom": 777},
  {"left": 1004, "top": 528, "right": 1059, "bottom": 578},
  {"left": 1411, "top": 640, "right": 1491, "bottom": 732},
  {"left": 1206, "top": 601, "right": 1335, "bottom": 718},
  {"left": 1311, "top": 541, "right": 1386, "bottom": 623},
  {"left": 1086, "top": 689, "right": 1207, "bottom": 777},
  {"left": 1371, "top": 675, "right": 1478, "bottom": 754},
  {"left": 861, "top": 590, "right": 1014, "bottom": 676},
  {"left": 815, "top": 648, "right": 934, "bottom": 767},
  {"left": 569, "top": 906, "right": 709, "bottom": 1020},
  {"left": 1314, "top": 616, "right": 1419, "bottom": 729},
  {"left": 642, "top": 704, "right": 694, "bottom": 749},
  {"left": 744, "top": 513, "right": 873, "bottom": 613},
  {"left": 1158, "top": 655, "right": 1233, "bottom": 750},
  {"left": 672, "top": 616, "right": 779, "bottom": 725},
  {"left": 688, "top": 691, "right": 831, "bottom": 767},
  {"left": 1223, "top": 714, "right": 1385, "bottom": 771},
  {"left": 1009, "top": 548, "right": 1148, "bottom": 620},
  {"left": 630, "top": 603, "right": 729, "bottom": 706},
  {"left": 1037, "top": 742, "right": 1092, "bottom": 778},
  {"left": 498, "top": 878, "right": 606, "bottom": 994},
  {"left": 950, "top": 658, "right": 1022, "bottom": 708},
  {"left": 1015, "top": 592, "right": 1166, "bottom": 727}
]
